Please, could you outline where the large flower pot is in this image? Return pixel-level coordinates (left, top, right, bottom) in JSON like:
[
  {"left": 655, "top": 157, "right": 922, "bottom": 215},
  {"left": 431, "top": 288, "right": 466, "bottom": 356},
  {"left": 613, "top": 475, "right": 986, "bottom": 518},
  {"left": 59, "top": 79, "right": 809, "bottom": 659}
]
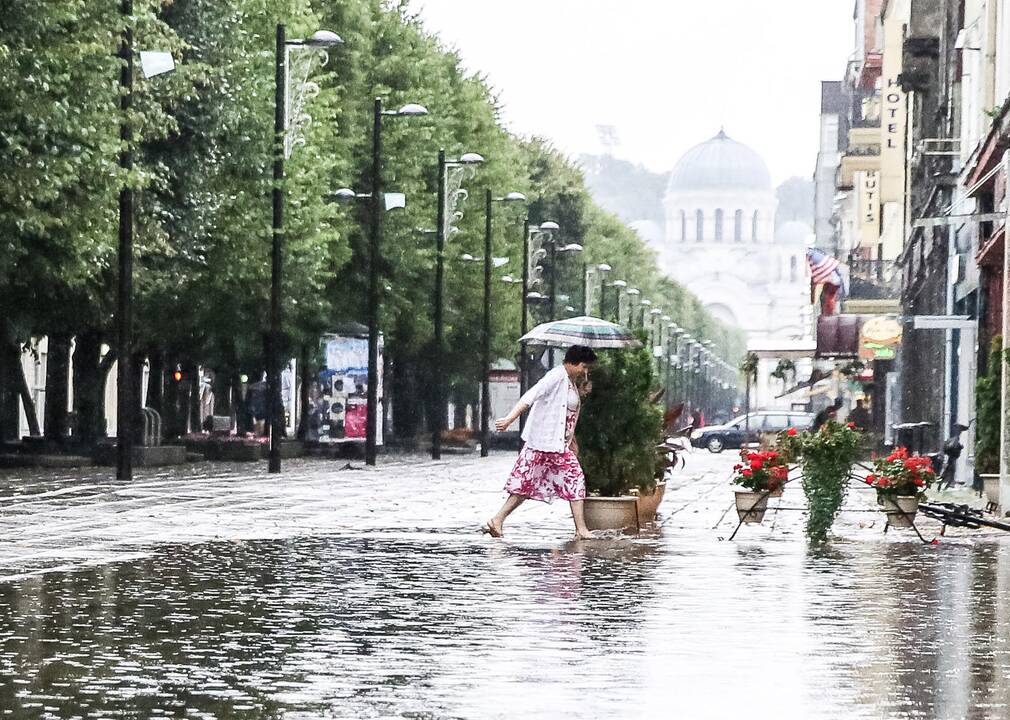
[
  {"left": 584, "top": 497, "right": 640, "bottom": 533},
  {"left": 734, "top": 490, "right": 768, "bottom": 524},
  {"left": 880, "top": 495, "right": 919, "bottom": 528},
  {"left": 981, "top": 474, "right": 1000, "bottom": 507},
  {"left": 635, "top": 481, "right": 667, "bottom": 527}
]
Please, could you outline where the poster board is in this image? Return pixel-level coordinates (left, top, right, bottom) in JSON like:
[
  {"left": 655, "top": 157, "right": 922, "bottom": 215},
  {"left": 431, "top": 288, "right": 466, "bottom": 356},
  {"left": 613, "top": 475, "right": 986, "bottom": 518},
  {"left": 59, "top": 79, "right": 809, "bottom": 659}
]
[{"left": 307, "top": 333, "right": 383, "bottom": 444}]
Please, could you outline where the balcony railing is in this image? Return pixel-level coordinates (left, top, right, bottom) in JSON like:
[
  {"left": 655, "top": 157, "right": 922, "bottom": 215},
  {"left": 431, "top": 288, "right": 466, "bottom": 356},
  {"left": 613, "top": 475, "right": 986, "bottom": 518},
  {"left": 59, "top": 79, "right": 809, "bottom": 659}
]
[{"left": 847, "top": 258, "right": 901, "bottom": 300}]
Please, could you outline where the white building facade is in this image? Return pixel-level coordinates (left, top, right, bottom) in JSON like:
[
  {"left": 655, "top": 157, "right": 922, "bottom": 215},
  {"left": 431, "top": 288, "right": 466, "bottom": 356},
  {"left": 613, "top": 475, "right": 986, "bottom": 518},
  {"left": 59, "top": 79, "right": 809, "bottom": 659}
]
[{"left": 638, "top": 130, "right": 814, "bottom": 410}]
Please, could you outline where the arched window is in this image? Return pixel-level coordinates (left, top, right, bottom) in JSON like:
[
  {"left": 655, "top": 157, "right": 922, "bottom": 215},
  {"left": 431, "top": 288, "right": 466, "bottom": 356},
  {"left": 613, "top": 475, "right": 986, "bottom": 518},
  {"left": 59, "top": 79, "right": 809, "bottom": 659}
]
[
  {"left": 734, "top": 210, "right": 743, "bottom": 242},
  {"left": 714, "top": 209, "right": 724, "bottom": 242},
  {"left": 790, "top": 256, "right": 798, "bottom": 282},
  {"left": 751, "top": 211, "right": 760, "bottom": 242},
  {"left": 680, "top": 210, "right": 687, "bottom": 242},
  {"left": 696, "top": 210, "right": 704, "bottom": 242}
]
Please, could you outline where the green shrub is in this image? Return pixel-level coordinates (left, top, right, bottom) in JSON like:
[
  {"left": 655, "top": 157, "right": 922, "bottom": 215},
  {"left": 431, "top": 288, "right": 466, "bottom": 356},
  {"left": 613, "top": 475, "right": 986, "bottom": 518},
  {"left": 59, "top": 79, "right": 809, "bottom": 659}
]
[
  {"left": 975, "top": 335, "right": 1002, "bottom": 474},
  {"left": 576, "top": 345, "right": 663, "bottom": 497}
]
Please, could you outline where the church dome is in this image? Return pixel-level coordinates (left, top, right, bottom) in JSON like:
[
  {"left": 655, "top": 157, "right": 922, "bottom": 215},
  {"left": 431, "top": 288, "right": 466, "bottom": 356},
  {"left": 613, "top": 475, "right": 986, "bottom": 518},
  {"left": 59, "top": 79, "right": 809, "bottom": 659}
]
[
  {"left": 775, "top": 220, "right": 813, "bottom": 245},
  {"left": 667, "top": 130, "right": 772, "bottom": 193}
]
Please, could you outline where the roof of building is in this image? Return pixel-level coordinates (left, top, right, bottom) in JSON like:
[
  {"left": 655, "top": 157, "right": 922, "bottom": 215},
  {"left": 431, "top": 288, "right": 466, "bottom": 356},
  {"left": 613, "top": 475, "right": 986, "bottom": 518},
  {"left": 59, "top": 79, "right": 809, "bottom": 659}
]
[{"left": 667, "top": 130, "right": 772, "bottom": 194}]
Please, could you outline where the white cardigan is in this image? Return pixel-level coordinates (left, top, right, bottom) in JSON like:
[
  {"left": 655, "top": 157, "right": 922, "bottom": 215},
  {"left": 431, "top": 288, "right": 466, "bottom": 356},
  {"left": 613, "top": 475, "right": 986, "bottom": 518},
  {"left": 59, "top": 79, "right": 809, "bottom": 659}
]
[{"left": 519, "top": 366, "right": 577, "bottom": 453}]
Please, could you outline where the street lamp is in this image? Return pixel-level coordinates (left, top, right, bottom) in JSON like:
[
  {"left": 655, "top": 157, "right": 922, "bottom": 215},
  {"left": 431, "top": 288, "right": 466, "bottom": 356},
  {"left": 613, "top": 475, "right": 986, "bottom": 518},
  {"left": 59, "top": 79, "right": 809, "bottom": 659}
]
[
  {"left": 474, "top": 189, "right": 528, "bottom": 458},
  {"left": 527, "top": 224, "right": 581, "bottom": 364},
  {"left": 583, "top": 263, "right": 612, "bottom": 316},
  {"left": 602, "top": 278, "right": 625, "bottom": 321},
  {"left": 638, "top": 299, "right": 652, "bottom": 330},
  {"left": 361, "top": 100, "right": 428, "bottom": 467},
  {"left": 623, "top": 288, "right": 640, "bottom": 326},
  {"left": 432, "top": 150, "right": 485, "bottom": 460},
  {"left": 260, "top": 24, "right": 343, "bottom": 474}
]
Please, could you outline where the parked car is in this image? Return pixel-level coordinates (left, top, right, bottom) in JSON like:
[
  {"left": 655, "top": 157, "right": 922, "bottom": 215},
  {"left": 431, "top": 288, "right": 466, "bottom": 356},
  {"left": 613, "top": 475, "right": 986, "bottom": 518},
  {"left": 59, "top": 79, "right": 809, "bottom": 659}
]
[{"left": 690, "top": 411, "right": 815, "bottom": 453}]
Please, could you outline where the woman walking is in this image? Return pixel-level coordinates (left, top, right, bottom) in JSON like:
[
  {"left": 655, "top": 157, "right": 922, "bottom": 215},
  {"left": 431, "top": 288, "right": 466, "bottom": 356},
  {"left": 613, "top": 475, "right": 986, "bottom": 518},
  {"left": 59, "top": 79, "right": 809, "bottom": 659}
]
[{"left": 483, "top": 345, "right": 597, "bottom": 540}]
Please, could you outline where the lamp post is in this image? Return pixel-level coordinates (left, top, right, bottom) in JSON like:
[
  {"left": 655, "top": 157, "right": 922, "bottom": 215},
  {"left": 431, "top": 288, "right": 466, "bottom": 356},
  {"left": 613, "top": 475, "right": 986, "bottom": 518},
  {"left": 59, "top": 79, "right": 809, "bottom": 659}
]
[
  {"left": 477, "top": 190, "right": 526, "bottom": 458},
  {"left": 116, "top": 0, "right": 135, "bottom": 481},
  {"left": 334, "top": 101, "right": 426, "bottom": 467},
  {"left": 648, "top": 308, "right": 663, "bottom": 351},
  {"left": 624, "top": 288, "right": 640, "bottom": 327},
  {"left": 526, "top": 222, "right": 580, "bottom": 365},
  {"left": 432, "top": 151, "right": 485, "bottom": 460},
  {"left": 602, "top": 278, "right": 625, "bottom": 321},
  {"left": 264, "top": 25, "right": 343, "bottom": 474},
  {"left": 582, "top": 263, "right": 612, "bottom": 316}
]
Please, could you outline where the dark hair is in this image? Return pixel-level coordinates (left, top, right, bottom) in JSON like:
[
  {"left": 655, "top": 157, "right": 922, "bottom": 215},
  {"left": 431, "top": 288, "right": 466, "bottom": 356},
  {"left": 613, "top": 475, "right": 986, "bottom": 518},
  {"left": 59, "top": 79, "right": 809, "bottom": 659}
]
[{"left": 564, "top": 345, "right": 597, "bottom": 365}]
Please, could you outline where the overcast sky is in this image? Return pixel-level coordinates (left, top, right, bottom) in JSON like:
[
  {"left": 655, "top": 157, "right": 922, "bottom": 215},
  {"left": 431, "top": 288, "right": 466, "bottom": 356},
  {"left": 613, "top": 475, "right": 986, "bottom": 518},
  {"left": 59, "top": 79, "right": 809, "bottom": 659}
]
[{"left": 407, "top": 0, "right": 855, "bottom": 184}]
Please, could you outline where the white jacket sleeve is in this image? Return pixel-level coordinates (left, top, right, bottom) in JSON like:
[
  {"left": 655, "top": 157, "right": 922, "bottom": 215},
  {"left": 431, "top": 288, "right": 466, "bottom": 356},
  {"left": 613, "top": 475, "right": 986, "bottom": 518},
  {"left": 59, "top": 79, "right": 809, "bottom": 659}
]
[{"left": 519, "top": 367, "right": 560, "bottom": 408}]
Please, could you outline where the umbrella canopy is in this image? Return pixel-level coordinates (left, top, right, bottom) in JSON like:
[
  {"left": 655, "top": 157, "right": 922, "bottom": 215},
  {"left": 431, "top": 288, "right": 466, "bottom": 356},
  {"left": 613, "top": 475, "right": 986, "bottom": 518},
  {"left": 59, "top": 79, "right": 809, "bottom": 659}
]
[{"left": 519, "top": 316, "right": 641, "bottom": 349}]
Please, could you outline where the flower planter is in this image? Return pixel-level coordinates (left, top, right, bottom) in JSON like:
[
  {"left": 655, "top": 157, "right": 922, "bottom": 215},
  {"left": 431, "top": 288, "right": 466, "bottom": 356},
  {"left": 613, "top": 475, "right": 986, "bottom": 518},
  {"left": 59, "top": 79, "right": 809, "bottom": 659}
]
[
  {"left": 734, "top": 489, "right": 768, "bottom": 524},
  {"left": 584, "top": 496, "right": 641, "bottom": 533},
  {"left": 215, "top": 442, "right": 266, "bottom": 462},
  {"left": 880, "top": 495, "right": 919, "bottom": 528},
  {"left": 981, "top": 474, "right": 1000, "bottom": 507},
  {"left": 635, "top": 481, "right": 667, "bottom": 527}
]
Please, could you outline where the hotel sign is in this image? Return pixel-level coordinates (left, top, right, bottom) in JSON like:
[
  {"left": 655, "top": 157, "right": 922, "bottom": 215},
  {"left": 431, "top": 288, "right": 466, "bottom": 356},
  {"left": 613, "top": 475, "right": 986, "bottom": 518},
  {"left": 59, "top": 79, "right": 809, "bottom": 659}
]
[{"left": 858, "top": 171, "right": 880, "bottom": 246}]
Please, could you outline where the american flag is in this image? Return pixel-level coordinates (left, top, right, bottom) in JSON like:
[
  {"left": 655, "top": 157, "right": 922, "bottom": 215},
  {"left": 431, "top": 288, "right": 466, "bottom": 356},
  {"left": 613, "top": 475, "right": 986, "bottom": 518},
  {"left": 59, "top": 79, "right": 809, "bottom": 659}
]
[{"left": 806, "top": 248, "right": 842, "bottom": 286}]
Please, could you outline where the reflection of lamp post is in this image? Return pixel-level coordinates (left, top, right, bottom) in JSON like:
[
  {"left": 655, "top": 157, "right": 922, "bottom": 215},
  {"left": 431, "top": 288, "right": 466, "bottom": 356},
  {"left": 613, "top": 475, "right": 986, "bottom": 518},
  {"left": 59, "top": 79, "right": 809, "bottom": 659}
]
[
  {"left": 432, "top": 150, "right": 484, "bottom": 460},
  {"left": 266, "top": 24, "right": 343, "bottom": 474}
]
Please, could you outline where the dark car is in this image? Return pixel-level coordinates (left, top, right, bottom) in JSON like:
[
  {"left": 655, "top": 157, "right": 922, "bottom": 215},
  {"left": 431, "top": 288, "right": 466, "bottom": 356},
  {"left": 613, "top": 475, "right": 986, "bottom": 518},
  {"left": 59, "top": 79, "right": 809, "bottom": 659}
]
[{"left": 690, "top": 411, "right": 815, "bottom": 453}]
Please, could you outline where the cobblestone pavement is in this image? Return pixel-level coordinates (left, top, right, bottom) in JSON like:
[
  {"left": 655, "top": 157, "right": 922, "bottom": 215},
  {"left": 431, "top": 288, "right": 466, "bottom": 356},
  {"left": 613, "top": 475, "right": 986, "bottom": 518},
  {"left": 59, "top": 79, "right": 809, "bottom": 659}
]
[{"left": 2, "top": 450, "right": 1010, "bottom": 719}]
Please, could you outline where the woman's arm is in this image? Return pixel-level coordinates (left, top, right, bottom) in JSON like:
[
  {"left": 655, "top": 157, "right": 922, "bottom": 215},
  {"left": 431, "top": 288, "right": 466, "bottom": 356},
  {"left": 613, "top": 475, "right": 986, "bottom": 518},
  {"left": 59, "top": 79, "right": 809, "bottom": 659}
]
[{"left": 495, "top": 401, "right": 530, "bottom": 432}]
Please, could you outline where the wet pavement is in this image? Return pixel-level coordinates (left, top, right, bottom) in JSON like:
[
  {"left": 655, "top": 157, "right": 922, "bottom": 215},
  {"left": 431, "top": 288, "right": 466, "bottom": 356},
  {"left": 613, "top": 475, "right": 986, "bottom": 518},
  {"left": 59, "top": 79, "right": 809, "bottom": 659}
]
[{"left": 2, "top": 450, "right": 1010, "bottom": 719}]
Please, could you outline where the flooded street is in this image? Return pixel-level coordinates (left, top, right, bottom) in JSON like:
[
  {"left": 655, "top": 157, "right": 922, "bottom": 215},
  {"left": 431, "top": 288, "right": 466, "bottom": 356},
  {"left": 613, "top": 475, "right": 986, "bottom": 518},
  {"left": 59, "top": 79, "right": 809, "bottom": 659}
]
[{"left": 3, "top": 452, "right": 1010, "bottom": 719}]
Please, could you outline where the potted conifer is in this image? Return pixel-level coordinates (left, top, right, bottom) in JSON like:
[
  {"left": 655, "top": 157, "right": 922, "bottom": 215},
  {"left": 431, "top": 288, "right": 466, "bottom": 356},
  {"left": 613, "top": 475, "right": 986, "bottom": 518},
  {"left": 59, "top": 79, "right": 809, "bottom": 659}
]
[{"left": 576, "top": 344, "right": 664, "bottom": 533}]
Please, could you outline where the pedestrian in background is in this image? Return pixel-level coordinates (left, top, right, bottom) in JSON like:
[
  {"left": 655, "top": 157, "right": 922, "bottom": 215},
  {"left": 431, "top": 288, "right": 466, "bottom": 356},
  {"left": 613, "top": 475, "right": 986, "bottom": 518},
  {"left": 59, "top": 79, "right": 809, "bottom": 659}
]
[{"left": 483, "top": 345, "right": 598, "bottom": 540}]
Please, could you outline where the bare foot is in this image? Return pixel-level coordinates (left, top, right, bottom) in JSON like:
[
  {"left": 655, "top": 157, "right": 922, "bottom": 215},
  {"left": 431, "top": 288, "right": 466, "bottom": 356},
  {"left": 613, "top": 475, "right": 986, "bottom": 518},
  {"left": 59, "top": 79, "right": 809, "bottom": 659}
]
[
  {"left": 574, "top": 529, "right": 595, "bottom": 540},
  {"left": 482, "top": 518, "right": 504, "bottom": 538}
]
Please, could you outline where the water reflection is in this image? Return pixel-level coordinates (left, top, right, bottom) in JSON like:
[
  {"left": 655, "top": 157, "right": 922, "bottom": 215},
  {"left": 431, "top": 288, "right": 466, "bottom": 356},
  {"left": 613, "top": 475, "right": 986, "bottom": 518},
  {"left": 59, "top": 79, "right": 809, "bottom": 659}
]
[{"left": 4, "top": 472, "right": 1010, "bottom": 717}]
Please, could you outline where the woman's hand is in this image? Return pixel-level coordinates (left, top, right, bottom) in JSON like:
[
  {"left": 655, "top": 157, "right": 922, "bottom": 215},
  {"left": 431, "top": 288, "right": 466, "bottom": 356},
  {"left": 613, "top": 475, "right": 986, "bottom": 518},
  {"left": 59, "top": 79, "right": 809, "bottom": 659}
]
[
  {"left": 495, "top": 417, "right": 513, "bottom": 432},
  {"left": 569, "top": 436, "right": 580, "bottom": 458}
]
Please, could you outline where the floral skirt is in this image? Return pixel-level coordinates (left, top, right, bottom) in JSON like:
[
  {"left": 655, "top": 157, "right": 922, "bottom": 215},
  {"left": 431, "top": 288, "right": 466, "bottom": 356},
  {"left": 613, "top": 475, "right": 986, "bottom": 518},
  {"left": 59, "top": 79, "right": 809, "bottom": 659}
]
[{"left": 504, "top": 445, "right": 586, "bottom": 503}]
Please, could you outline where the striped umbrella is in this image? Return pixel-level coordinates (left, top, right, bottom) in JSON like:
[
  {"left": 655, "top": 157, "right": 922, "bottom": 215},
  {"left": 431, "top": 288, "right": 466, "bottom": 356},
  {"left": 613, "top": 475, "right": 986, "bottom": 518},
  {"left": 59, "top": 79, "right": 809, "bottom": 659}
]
[{"left": 519, "top": 316, "right": 641, "bottom": 349}]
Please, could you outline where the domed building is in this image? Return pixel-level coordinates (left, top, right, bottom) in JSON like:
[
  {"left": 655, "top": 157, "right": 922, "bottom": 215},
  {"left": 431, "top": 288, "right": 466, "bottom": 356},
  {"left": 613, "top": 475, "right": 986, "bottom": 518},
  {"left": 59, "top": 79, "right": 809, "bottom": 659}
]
[{"left": 653, "top": 130, "right": 810, "bottom": 344}]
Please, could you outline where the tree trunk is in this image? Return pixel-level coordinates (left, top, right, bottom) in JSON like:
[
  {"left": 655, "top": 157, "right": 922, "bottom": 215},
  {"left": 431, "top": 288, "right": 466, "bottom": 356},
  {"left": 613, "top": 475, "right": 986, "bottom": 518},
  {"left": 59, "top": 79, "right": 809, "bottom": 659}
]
[
  {"left": 14, "top": 347, "right": 41, "bottom": 438},
  {"left": 44, "top": 334, "right": 71, "bottom": 442},
  {"left": 130, "top": 350, "right": 146, "bottom": 444},
  {"left": 147, "top": 350, "right": 164, "bottom": 415},
  {"left": 164, "top": 355, "right": 182, "bottom": 438},
  {"left": 297, "top": 345, "right": 311, "bottom": 440},
  {"left": 71, "top": 330, "right": 106, "bottom": 446},
  {"left": 186, "top": 362, "right": 200, "bottom": 434},
  {"left": 0, "top": 337, "right": 16, "bottom": 443}
]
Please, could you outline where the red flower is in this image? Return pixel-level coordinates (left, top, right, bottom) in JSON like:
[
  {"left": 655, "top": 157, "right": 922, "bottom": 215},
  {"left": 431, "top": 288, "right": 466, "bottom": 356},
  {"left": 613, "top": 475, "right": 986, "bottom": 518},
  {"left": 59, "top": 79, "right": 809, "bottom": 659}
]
[
  {"left": 750, "top": 459, "right": 764, "bottom": 471},
  {"left": 742, "top": 469, "right": 753, "bottom": 477},
  {"left": 787, "top": 428, "right": 797, "bottom": 437},
  {"left": 847, "top": 422, "right": 856, "bottom": 429},
  {"left": 733, "top": 464, "right": 742, "bottom": 471}
]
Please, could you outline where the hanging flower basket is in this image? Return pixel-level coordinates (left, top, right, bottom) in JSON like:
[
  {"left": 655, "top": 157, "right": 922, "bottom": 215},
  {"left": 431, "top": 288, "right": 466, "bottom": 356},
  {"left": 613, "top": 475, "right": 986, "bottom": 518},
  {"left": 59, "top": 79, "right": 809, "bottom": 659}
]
[
  {"left": 730, "top": 449, "right": 787, "bottom": 524},
  {"left": 878, "top": 495, "right": 920, "bottom": 527},
  {"left": 867, "top": 447, "right": 936, "bottom": 529}
]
